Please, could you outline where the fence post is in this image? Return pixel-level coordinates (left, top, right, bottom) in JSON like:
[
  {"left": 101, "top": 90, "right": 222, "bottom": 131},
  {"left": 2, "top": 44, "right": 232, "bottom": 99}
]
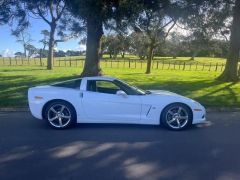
[
  {"left": 215, "top": 63, "right": 218, "bottom": 71},
  {"left": 173, "top": 61, "right": 176, "bottom": 70},
  {"left": 162, "top": 60, "right": 165, "bottom": 69},
  {"left": 189, "top": 63, "right": 192, "bottom": 70},
  {"left": 202, "top": 63, "right": 205, "bottom": 71},
  {"left": 9, "top": 57, "right": 12, "bottom": 66},
  {"left": 70, "top": 60, "right": 72, "bottom": 67},
  {"left": 221, "top": 63, "right": 224, "bottom": 71},
  {"left": 209, "top": 63, "right": 212, "bottom": 71},
  {"left": 157, "top": 61, "right": 159, "bottom": 69},
  {"left": 129, "top": 60, "right": 131, "bottom": 68},
  {"left": 195, "top": 62, "right": 198, "bottom": 70},
  {"left": 183, "top": 62, "right": 186, "bottom": 70}
]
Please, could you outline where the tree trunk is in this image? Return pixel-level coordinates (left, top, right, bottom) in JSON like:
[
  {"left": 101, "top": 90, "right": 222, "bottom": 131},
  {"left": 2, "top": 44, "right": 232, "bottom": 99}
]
[
  {"left": 39, "top": 48, "right": 43, "bottom": 66},
  {"left": 47, "top": 23, "right": 56, "bottom": 70},
  {"left": 80, "top": 16, "right": 103, "bottom": 77},
  {"left": 146, "top": 44, "right": 154, "bottom": 74},
  {"left": 121, "top": 52, "right": 125, "bottom": 58},
  {"left": 217, "top": 0, "right": 240, "bottom": 82},
  {"left": 23, "top": 44, "right": 27, "bottom": 58},
  {"left": 113, "top": 49, "right": 117, "bottom": 59}
]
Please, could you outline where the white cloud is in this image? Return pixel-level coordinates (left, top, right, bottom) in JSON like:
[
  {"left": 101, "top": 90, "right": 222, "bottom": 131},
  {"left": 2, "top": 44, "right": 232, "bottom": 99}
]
[
  {"left": 1, "top": 49, "right": 15, "bottom": 57},
  {"left": 75, "top": 44, "right": 86, "bottom": 51}
]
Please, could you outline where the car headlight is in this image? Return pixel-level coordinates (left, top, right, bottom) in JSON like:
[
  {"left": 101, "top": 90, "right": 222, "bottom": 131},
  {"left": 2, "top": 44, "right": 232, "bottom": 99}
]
[{"left": 192, "top": 101, "right": 205, "bottom": 111}]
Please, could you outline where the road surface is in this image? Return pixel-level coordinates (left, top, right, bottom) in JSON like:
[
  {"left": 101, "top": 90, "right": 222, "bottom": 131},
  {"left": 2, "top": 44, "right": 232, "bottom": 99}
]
[{"left": 0, "top": 111, "right": 240, "bottom": 180}]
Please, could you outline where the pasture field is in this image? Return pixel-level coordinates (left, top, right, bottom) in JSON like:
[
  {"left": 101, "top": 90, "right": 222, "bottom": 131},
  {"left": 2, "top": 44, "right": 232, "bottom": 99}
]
[
  {"left": 0, "top": 64, "right": 240, "bottom": 108},
  {"left": 0, "top": 56, "right": 233, "bottom": 72}
]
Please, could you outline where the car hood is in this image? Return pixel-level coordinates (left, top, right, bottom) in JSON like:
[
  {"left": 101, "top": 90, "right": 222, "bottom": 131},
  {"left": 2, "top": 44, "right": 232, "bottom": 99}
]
[
  {"left": 145, "top": 90, "right": 200, "bottom": 106},
  {"left": 148, "top": 90, "right": 181, "bottom": 97}
]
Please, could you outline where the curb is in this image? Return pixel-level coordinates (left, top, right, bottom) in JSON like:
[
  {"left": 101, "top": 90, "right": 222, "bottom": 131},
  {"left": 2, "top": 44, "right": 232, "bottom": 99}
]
[
  {"left": 0, "top": 108, "right": 29, "bottom": 112},
  {"left": 0, "top": 107, "right": 240, "bottom": 112},
  {"left": 206, "top": 108, "right": 240, "bottom": 112}
]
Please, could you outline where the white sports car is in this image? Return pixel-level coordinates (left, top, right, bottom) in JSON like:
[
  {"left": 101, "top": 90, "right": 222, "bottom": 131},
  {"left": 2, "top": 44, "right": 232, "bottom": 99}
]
[{"left": 28, "top": 76, "right": 206, "bottom": 130}]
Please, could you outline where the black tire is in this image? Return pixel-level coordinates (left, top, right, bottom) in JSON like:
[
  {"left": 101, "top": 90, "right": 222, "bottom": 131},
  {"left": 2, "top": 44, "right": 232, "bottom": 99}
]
[
  {"left": 161, "top": 103, "right": 193, "bottom": 131},
  {"left": 43, "top": 100, "right": 77, "bottom": 129}
]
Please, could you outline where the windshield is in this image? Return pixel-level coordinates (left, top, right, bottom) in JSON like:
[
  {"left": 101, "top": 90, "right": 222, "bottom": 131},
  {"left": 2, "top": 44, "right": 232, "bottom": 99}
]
[{"left": 114, "top": 79, "right": 148, "bottom": 95}]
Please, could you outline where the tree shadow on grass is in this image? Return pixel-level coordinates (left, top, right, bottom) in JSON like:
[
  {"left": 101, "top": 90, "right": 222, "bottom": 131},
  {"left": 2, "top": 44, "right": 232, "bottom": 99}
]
[
  {"left": 0, "top": 75, "right": 79, "bottom": 107},
  {"left": 137, "top": 80, "right": 239, "bottom": 107},
  {"left": 0, "top": 73, "right": 239, "bottom": 107},
  {"left": 0, "top": 68, "right": 46, "bottom": 72}
]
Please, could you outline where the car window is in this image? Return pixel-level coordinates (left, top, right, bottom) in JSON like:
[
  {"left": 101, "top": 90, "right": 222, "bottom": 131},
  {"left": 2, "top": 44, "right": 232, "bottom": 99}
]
[
  {"left": 87, "top": 80, "right": 121, "bottom": 94},
  {"left": 52, "top": 79, "right": 82, "bottom": 89}
]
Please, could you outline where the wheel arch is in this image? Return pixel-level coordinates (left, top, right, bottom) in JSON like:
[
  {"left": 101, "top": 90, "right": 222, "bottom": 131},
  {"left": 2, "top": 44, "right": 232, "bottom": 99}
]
[
  {"left": 160, "top": 102, "right": 193, "bottom": 124},
  {"left": 42, "top": 99, "right": 76, "bottom": 120}
]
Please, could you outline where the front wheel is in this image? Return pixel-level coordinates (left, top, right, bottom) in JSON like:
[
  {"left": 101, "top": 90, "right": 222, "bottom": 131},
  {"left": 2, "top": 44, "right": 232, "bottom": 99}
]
[
  {"left": 161, "top": 103, "right": 193, "bottom": 130},
  {"left": 44, "top": 101, "right": 76, "bottom": 129}
]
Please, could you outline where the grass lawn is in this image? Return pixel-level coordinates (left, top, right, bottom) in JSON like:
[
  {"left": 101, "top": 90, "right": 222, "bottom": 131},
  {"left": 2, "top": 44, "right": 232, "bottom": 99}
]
[{"left": 0, "top": 65, "right": 240, "bottom": 108}]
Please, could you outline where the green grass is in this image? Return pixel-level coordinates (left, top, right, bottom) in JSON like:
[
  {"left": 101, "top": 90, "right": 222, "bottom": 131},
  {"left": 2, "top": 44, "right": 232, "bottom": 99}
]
[
  {"left": 0, "top": 56, "right": 228, "bottom": 66},
  {"left": 0, "top": 65, "right": 240, "bottom": 108}
]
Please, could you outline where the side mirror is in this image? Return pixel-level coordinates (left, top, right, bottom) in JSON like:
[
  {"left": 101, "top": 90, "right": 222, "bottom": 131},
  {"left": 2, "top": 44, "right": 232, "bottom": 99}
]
[{"left": 116, "top": 90, "right": 127, "bottom": 96}]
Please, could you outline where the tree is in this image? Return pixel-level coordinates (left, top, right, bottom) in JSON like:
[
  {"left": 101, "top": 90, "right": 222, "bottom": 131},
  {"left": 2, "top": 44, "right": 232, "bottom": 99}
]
[
  {"left": 106, "top": 35, "right": 121, "bottom": 59},
  {"left": 129, "top": 32, "right": 148, "bottom": 60},
  {"left": 132, "top": 6, "right": 177, "bottom": 74},
  {"left": 117, "top": 33, "right": 131, "bottom": 58},
  {"left": 14, "top": 52, "right": 25, "bottom": 57},
  {"left": 182, "top": 0, "right": 239, "bottom": 81},
  {"left": 12, "top": 30, "right": 32, "bottom": 58},
  {"left": 20, "top": 0, "right": 68, "bottom": 70},
  {"left": 186, "top": 31, "right": 211, "bottom": 60},
  {"left": 217, "top": 0, "right": 240, "bottom": 81},
  {"left": 54, "top": 50, "right": 66, "bottom": 57},
  {"left": 25, "top": 44, "right": 38, "bottom": 59},
  {"left": 66, "top": 0, "right": 155, "bottom": 76},
  {"left": 39, "top": 30, "right": 50, "bottom": 66},
  {"left": 12, "top": 0, "right": 82, "bottom": 69},
  {"left": 0, "top": 0, "right": 27, "bottom": 27},
  {"left": 0, "top": 0, "right": 12, "bottom": 25}
]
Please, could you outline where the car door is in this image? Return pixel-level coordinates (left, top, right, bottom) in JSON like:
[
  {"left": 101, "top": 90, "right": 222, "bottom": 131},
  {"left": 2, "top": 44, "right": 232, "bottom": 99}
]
[{"left": 81, "top": 80, "right": 142, "bottom": 123}]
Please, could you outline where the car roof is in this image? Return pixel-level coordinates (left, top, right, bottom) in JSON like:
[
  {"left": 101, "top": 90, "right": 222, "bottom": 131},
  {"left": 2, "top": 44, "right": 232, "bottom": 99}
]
[{"left": 84, "top": 76, "right": 116, "bottom": 81}]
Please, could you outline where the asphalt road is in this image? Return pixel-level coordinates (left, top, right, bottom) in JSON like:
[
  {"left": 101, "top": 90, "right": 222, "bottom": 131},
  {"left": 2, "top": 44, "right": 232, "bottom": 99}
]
[{"left": 0, "top": 111, "right": 240, "bottom": 180}]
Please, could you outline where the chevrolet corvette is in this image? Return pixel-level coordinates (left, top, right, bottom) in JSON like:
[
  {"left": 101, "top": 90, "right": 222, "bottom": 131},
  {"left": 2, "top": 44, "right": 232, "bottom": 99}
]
[{"left": 28, "top": 76, "right": 206, "bottom": 130}]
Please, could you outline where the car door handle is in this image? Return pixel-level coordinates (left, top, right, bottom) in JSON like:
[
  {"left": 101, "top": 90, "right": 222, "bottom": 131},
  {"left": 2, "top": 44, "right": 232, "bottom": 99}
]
[{"left": 80, "top": 92, "right": 83, "bottom": 98}]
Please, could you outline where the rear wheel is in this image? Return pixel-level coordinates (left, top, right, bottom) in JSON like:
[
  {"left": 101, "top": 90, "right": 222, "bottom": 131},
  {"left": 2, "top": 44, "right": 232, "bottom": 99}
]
[
  {"left": 161, "top": 103, "right": 192, "bottom": 130},
  {"left": 44, "top": 101, "right": 76, "bottom": 129}
]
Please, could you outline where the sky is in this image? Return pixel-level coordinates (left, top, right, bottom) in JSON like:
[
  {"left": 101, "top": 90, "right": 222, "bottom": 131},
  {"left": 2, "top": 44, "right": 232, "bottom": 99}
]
[
  {"left": 0, "top": 16, "right": 189, "bottom": 57},
  {"left": 0, "top": 18, "right": 85, "bottom": 57}
]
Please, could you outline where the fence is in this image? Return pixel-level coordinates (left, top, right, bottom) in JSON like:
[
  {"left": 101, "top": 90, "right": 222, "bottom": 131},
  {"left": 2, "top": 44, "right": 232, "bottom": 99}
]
[{"left": 0, "top": 57, "right": 233, "bottom": 72}]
